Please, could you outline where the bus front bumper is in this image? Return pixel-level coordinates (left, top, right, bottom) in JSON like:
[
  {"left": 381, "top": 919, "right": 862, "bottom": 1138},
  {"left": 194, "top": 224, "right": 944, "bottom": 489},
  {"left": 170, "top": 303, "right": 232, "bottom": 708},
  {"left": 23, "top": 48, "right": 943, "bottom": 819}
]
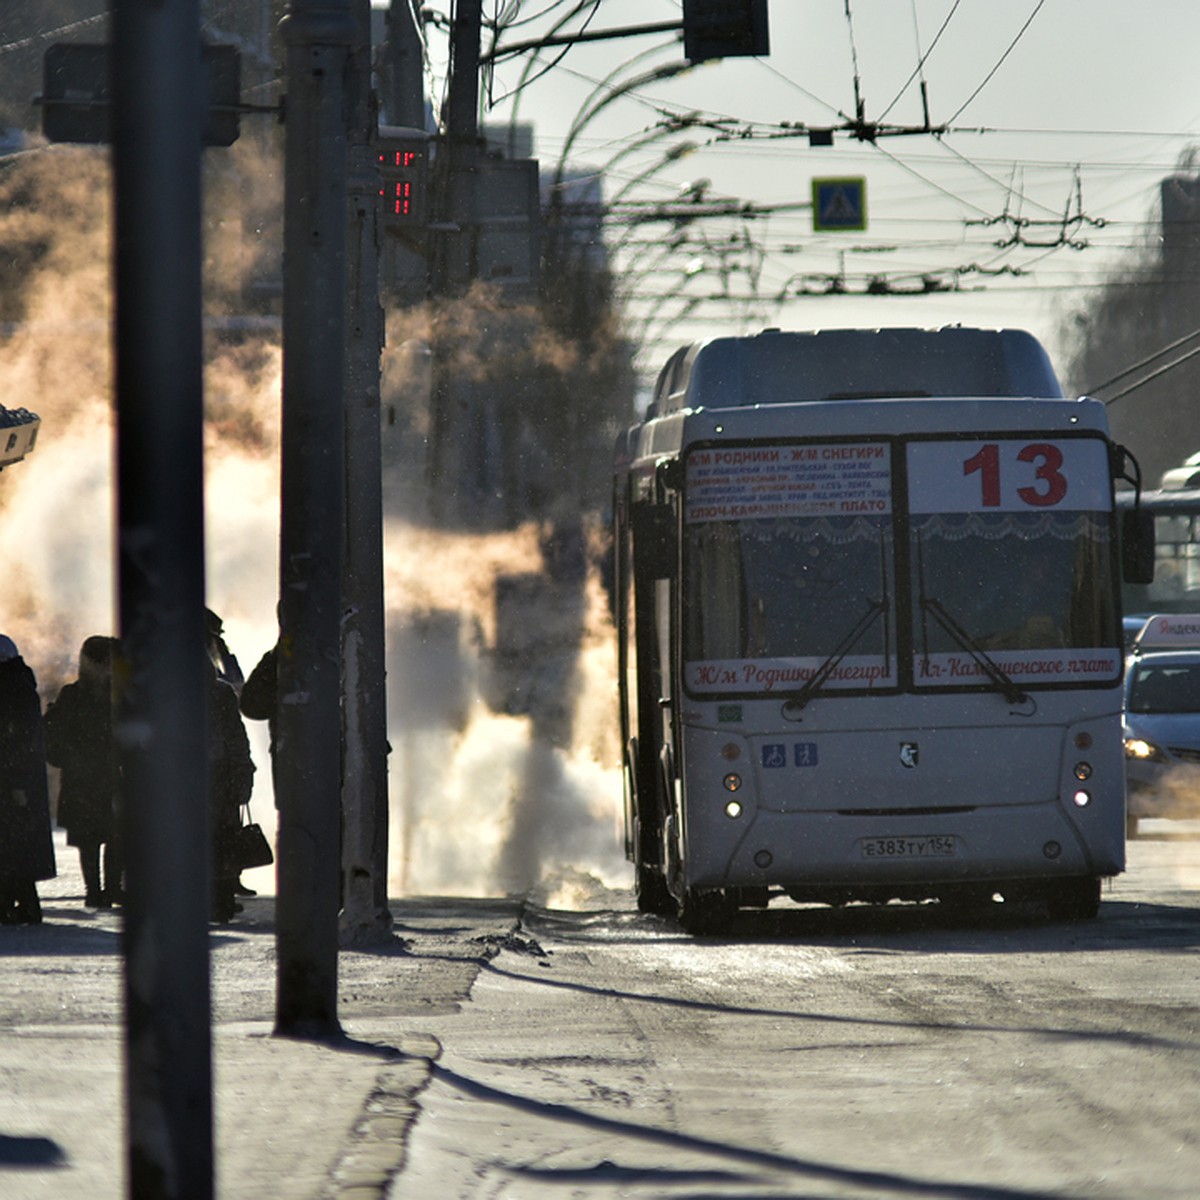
[{"left": 685, "top": 801, "right": 1124, "bottom": 896}]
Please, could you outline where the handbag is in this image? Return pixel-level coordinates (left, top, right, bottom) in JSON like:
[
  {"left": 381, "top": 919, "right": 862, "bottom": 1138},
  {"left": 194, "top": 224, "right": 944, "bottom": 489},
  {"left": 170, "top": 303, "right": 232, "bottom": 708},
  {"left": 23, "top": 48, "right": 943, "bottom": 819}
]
[{"left": 234, "top": 806, "right": 273, "bottom": 870}]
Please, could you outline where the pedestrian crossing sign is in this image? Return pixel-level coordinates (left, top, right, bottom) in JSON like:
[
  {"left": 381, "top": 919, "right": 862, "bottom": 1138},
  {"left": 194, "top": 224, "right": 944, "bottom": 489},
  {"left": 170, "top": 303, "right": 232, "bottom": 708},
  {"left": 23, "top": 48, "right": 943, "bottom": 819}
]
[{"left": 812, "top": 176, "right": 867, "bottom": 231}]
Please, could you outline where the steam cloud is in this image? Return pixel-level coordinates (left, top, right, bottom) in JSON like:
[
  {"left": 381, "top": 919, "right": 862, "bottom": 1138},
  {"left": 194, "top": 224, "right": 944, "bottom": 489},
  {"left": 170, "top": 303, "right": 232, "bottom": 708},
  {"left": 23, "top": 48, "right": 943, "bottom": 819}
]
[{"left": 0, "top": 138, "right": 625, "bottom": 902}]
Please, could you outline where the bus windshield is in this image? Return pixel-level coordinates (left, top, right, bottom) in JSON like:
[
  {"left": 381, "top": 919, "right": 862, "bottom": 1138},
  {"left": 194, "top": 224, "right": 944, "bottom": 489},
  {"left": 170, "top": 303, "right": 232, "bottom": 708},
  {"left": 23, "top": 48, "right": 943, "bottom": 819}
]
[
  {"left": 686, "top": 514, "right": 895, "bottom": 692},
  {"left": 683, "top": 440, "right": 897, "bottom": 695},
  {"left": 913, "top": 511, "right": 1117, "bottom": 654},
  {"left": 682, "top": 436, "right": 1121, "bottom": 697}
]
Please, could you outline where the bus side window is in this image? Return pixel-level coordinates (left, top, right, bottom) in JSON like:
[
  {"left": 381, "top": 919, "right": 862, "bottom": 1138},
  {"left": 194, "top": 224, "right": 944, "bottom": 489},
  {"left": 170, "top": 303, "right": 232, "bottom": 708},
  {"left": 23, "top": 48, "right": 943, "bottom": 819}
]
[
  {"left": 1121, "top": 508, "right": 1156, "bottom": 585},
  {"left": 633, "top": 504, "right": 677, "bottom": 579}
]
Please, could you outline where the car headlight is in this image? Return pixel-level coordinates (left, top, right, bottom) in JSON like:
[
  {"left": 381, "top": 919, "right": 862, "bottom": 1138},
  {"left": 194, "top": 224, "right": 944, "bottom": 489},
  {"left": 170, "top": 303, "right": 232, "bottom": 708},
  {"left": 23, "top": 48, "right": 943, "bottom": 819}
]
[{"left": 1125, "top": 736, "right": 1168, "bottom": 763}]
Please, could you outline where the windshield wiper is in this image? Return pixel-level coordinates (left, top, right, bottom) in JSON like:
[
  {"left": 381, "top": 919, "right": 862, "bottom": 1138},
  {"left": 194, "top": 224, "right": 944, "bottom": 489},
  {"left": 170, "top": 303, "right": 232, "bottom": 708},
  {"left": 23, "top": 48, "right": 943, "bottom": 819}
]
[
  {"left": 914, "top": 530, "right": 1027, "bottom": 706},
  {"left": 785, "top": 599, "right": 885, "bottom": 713},
  {"left": 785, "top": 535, "right": 891, "bottom": 713},
  {"left": 920, "top": 595, "right": 1028, "bottom": 705}
]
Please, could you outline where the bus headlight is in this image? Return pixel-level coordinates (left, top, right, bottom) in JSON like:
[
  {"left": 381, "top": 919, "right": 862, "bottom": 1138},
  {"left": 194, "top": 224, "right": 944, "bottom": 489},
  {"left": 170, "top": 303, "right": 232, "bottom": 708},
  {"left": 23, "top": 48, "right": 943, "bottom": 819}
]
[
  {"left": 1073, "top": 762, "right": 1092, "bottom": 781},
  {"left": 723, "top": 773, "right": 742, "bottom": 792},
  {"left": 1072, "top": 790, "right": 1091, "bottom": 808},
  {"left": 724, "top": 800, "right": 743, "bottom": 819}
]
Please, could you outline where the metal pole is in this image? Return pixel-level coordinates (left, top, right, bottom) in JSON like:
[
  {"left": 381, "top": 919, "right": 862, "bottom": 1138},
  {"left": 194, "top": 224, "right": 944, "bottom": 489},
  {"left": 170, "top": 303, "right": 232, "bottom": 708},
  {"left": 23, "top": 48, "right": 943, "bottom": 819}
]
[
  {"left": 386, "top": 0, "right": 426, "bottom": 128},
  {"left": 428, "top": 0, "right": 482, "bottom": 518},
  {"left": 276, "top": 0, "right": 354, "bottom": 1038},
  {"left": 441, "top": 0, "right": 481, "bottom": 292},
  {"left": 111, "top": 0, "right": 213, "bottom": 1195},
  {"left": 340, "top": 0, "right": 392, "bottom": 946}
]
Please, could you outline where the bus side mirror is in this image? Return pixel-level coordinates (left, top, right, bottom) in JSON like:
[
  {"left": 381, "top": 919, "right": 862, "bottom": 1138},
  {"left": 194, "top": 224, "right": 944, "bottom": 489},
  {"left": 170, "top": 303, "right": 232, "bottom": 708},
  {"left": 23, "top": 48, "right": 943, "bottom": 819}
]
[
  {"left": 655, "top": 456, "right": 684, "bottom": 496},
  {"left": 1121, "top": 508, "right": 1155, "bottom": 585}
]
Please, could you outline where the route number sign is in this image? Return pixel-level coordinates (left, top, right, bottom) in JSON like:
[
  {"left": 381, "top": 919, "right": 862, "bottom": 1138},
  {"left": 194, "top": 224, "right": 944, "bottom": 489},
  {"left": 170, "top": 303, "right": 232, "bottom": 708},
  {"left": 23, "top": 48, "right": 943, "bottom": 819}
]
[{"left": 906, "top": 438, "right": 1112, "bottom": 514}]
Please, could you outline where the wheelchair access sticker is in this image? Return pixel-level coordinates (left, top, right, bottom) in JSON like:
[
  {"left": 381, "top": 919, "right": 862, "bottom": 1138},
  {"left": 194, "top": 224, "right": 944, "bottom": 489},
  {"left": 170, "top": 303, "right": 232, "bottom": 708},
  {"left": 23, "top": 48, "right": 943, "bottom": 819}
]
[{"left": 761, "top": 743, "right": 819, "bottom": 768}]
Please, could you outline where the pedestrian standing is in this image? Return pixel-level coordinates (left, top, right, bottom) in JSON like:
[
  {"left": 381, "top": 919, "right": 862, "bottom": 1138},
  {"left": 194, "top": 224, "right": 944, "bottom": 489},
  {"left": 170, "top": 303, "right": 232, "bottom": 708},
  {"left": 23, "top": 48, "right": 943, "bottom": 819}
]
[
  {"left": 207, "top": 608, "right": 258, "bottom": 897},
  {"left": 239, "top": 635, "right": 279, "bottom": 792},
  {"left": 208, "top": 661, "right": 255, "bottom": 923},
  {"left": 45, "top": 636, "right": 121, "bottom": 908},
  {"left": 241, "top": 629, "right": 344, "bottom": 904},
  {"left": 0, "top": 635, "right": 56, "bottom": 924},
  {"left": 206, "top": 607, "right": 244, "bottom": 694}
]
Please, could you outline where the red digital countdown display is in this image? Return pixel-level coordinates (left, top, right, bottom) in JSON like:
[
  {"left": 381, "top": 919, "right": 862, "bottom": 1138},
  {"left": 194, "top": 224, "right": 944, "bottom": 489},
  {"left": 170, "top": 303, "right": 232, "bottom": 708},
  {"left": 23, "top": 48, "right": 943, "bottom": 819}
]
[{"left": 377, "top": 138, "right": 427, "bottom": 227}]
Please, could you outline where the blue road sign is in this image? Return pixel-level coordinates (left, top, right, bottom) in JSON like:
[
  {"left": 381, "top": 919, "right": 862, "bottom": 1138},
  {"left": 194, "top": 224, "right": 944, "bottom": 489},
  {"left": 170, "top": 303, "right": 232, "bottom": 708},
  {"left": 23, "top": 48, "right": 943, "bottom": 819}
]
[{"left": 812, "top": 176, "right": 867, "bottom": 231}]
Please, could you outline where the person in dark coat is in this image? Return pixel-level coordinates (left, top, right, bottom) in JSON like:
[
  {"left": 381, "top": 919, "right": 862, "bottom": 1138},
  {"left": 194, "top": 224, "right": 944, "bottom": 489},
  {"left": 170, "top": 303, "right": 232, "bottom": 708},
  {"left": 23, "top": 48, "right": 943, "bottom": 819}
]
[
  {"left": 238, "top": 640, "right": 277, "bottom": 759},
  {"left": 209, "top": 662, "right": 255, "bottom": 923},
  {"left": 44, "top": 635, "right": 121, "bottom": 908},
  {"left": 0, "top": 635, "right": 56, "bottom": 924},
  {"left": 207, "top": 608, "right": 257, "bottom": 897},
  {"left": 240, "top": 632, "right": 343, "bottom": 904},
  {"left": 206, "top": 608, "right": 244, "bottom": 695},
  {"left": 239, "top": 638, "right": 279, "bottom": 816}
]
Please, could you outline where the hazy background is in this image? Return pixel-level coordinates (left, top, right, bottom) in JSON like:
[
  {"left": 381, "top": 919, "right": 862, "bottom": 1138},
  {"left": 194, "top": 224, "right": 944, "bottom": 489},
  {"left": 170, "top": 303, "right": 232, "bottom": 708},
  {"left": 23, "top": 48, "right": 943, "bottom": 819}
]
[{"left": 5, "top": 1, "right": 1200, "bottom": 898}]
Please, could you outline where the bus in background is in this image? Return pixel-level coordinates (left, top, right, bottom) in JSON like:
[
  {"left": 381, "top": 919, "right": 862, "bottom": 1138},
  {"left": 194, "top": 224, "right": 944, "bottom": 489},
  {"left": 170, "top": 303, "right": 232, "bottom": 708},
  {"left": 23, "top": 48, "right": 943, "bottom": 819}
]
[
  {"left": 613, "top": 327, "right": 1151, "bottom": 933},
  {"left": 1116, "top": 483, "right": 1200, "bottom": 632}
]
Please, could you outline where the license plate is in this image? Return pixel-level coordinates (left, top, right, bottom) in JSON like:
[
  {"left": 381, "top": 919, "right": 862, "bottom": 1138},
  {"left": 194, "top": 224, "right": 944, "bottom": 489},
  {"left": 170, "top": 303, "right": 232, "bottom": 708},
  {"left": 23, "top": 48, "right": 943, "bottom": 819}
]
[{"left": 860, "top": 835, "right": 957, "bottom": 859}]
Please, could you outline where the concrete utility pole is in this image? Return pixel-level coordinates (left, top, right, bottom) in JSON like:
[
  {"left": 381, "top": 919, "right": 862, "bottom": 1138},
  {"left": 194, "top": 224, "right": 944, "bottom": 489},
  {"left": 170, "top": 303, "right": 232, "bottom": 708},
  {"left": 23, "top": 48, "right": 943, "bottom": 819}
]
[
  {"left": 111, "top": 0, "right": 213, "bottom": 1195},
  {"left": 428, "top": 0, "right": 482, "bottom": 517},
  {"left": 276, "top": 0, "right": 354, "bottom": 1038},
  {"left": 340, "top": 0, "right": 392, "bottom": 946},
  {"left": 436, "top": 0, "right": 482, "bottom": 294},
  {"left": 386, "top": 0, "right": 426, "bottom": 128}
]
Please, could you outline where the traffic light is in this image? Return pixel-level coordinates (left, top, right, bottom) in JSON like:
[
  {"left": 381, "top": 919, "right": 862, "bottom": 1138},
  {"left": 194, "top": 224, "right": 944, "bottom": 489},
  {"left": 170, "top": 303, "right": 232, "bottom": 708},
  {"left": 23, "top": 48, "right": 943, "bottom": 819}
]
[
  {"left": 377, "top": 127, "right": 429, "bottom": 229},
  {"left": 682, "top": 0, "right": 770, "bottom": 64},
  {"left": 40, "top": 42, "right": 241, "bottom": 146}
]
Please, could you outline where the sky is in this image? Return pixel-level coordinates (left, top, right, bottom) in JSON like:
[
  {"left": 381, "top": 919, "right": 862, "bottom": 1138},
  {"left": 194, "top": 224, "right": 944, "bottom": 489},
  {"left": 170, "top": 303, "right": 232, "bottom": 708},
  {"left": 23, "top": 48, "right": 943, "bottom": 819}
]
[{"left": 403, "top": 0, "right": 1200, "bottom": 384}]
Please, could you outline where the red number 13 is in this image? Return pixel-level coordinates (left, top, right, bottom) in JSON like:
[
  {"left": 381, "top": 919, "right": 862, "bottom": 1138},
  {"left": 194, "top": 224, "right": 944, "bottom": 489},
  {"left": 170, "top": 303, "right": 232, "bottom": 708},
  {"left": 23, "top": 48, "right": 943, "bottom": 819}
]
[{"left": 963, "top": 442, "right": 1067, "bottom": 507}]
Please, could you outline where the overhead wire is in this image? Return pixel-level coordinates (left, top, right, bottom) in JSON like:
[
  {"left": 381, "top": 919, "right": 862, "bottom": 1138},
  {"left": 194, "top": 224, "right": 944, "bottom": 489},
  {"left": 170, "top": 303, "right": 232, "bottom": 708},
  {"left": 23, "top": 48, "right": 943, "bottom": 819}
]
[
  {"left": 628, "top": 108, "right": 1150, "bottom": 289},
  {"left": 947, "top": 0, "right": 1048, "bottom": 123},
  {"left": 934, "top": 137, "right": 1066, "bottom": 219},
  {"left": 1086, "top": 327, "right": 1200, "bottom": 396},
  {"left": 1102, "top": 344, "right": 1200, "bottom": 405},
  {"left": 442, "top": 1, "right": 1196, "bottom": 334},
  {"left": 492, "top": 1, "right": 578, "bottom": 31},
  {"left": 0, "top": 12, "right": 107, "bottom": 56},
  {"left": 843, "top": 0, "right": 866, "bottom": 121},
  {"left": 756, "top": 60, "right": 849, "bottom": 122},
  {"left": 877, "top": 0, "right": 962, "bottom": 123},
  {"left": 486, "top": 0, "right": 626, "bottom": 110},
  {"left": 865, "top": 136, "right": 995, "bottom": 218},
  {"left": 685, "top": 0, "right": 1092, "bottom": 247}
]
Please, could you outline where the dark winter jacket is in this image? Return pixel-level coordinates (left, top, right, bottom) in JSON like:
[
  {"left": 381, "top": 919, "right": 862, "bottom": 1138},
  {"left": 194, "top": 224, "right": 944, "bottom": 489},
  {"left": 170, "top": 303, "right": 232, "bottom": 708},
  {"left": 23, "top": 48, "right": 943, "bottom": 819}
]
[
  {"left": 44, "top": 676, "right": 119, "bottom": 848},
  {"left": 239, "top": 644, "right": 278, "bottom": 752},
  {"left": 209, "top": 672, "right": 255, "bottom": 886},
  {"left": 210, "top": 674, "right": 254, "bottom": 822},
  {"left": 0, "top": 656, "right": 56, "bottom": 884}
]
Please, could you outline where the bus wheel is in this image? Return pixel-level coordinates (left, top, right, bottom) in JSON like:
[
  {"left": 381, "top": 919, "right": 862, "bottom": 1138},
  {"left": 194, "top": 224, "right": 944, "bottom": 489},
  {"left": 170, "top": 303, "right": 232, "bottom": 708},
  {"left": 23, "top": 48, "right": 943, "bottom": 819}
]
[
  {"left": 677, "top": 888, "right": 736, "bottom": 936},
  {"left": 636, "top": 862, "right": 675, "bottom": 916},
  {"left": 1044, "top": 877, "right": 1101, "bottom": 922}
]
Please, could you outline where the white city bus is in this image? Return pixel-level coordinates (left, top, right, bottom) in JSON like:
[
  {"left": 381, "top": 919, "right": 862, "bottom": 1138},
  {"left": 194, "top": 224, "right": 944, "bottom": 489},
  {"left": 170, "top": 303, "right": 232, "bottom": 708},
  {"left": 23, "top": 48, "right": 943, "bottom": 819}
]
[{"left": 613, "top": 328, "right": 1149, "bottom": 932}]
